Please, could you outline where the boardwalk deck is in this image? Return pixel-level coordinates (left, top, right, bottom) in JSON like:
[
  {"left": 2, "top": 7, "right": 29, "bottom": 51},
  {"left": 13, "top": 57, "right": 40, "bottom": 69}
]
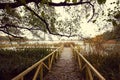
[{"left": 44, "top": 47, "right": 83, "bottom": 80}]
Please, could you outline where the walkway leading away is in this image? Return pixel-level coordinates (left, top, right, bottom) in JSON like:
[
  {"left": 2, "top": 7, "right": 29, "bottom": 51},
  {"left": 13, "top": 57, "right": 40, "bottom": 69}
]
[{"left": 44, "top": 47, "right": 83, "bottom": 80}]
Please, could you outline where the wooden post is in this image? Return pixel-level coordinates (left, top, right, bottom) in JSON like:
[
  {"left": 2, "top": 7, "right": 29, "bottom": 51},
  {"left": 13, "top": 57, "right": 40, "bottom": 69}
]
[
  {"left": 77, "top": 55, "right": 82, "bottom": 71},
  {"left": 33, "top": 64, "right": 42, "bottom": 80},
  {"left": 49, "top": 54, "right": 54, "bottom": 70},
  {"left": 56, "top": 51, "right": 58, "bottom": 59},
  {"left": 40, "top": 65, "right": 43, "bottom": 80},
  {"left": 48, "top": 57, "right": 51, "bottom": 70},
  {"left": 86, "top": 66, "right": 89, "bottom": 80},
  {"left": 20, "top": 77, "right": 23, "bottom": 80},
  {"left": 86, "top": 65, "right": 93, "bottom": 80},
  {"left": 74, "top": 50, "right": 77, "bottom": 60}
]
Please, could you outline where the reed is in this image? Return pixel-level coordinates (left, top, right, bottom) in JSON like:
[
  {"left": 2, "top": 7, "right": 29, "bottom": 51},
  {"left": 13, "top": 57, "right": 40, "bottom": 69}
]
[
  {"left": 0, "top": 47, "right": 53, "bottom": 80},
  {"left": 84, "top": 45, "right": 120, "bottom": 80}
]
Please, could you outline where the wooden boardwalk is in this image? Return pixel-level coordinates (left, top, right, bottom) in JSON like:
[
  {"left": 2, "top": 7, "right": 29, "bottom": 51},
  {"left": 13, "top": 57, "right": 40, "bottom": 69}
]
[
  {"left": 12, "top": 46, "right": 105, "bottom": 80},
  {"left": 44, "top": 47, "right": 83, "bottom": 80}
]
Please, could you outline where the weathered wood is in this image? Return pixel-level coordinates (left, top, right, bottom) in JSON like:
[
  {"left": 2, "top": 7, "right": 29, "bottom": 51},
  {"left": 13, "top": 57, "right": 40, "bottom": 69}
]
[
  {"left": 86, "top": 65, "right": 93, "bottom": 80},
  {"left": 48, "top": 57, "right": 51, "bottom": 69},
  {"left": 33, "top": 64, "right": 42, "bottom": 80},
  {"left": 77, "top": 55, "right": 82, "bottom": 70},
  {"left": 20, "top": 77, "right": 23, "bottom": 80},
  {"left": 49, "top": 53, "right": 55, "bottom": 70},
  {"left": 40, "top": 65, "right": 43, "bottom": 80},
  {"left": 42, "top": 62, "right": 49, "bottom": 70}
]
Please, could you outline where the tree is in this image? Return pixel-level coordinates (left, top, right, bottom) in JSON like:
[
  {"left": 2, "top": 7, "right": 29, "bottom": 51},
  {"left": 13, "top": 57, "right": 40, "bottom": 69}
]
[
  {"left": 102, "top": 31, "right": 115, "bottom": 40},
  {"left": 102, "top": 0, "right": 120, "bottom": 41},
  {"left": 0, "top": 0, "right": 111, "bottom": 39}
]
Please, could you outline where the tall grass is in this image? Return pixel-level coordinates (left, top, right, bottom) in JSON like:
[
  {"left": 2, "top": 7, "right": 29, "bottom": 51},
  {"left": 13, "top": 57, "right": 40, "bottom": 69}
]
[
  {"left": 0, "top": 47, "right": 53, "bottom": 80},
  {"left": 84, "top": 45, "right": 120, "bottom": 80},
  {"left": 64, "top": 42, "right": 75, "bottom": 47}
]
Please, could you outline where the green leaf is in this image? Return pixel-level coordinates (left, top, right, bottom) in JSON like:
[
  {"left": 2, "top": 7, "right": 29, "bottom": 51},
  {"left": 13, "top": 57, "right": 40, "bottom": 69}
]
[
  {"left": 97, "top": 0, "right": 106, "bottom": 5},
  {"left": 41, "top": 0, "right": 48, "bottom": 4},
  {"left": 112, "top": 20, "right": 117, "bottom": 26},
  {"left": 114, "top": 13, "right": 120, "bottom": 19},
  {"left": 86, "top": 14, "right": 90, "bottom": 18},
  {"left": 72, "top": 0, "right": 77, "bottom": 3},
  {"left": 1, "top": 16, "right": 9, "bottom": 24},
  {"left": 41, "top": 11, "right": 45, "bottom": 17},
  {"left": 92, "top": 20, "right": 96, "bottom": 23},
  {"left": 49, "top": 0, "right": 52, "bottom": 2},
  {"left": 102, "top": 11, "right": 104, "bottom": 15},
  {"left": 20, "top": 0, "right": 26, "bottom": 4},
  {"left": 107, "top": 19, "right": 112, "bottom": 22},
  {"left": 60, "top": 28, "right": 64, "bottom": 32},
  {"left": 65, "top": 0, "right": 70, "bottom": 2},
  {"left": 5, "top": 4, "right": 11, "bottom": 14}
]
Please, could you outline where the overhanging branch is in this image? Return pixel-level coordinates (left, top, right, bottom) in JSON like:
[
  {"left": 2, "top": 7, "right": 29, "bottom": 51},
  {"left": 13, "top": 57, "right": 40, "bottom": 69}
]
[
  {"left": 0, "top": 0, "right": 93, "bottom": 9},
  {"left": 0, "top": 0, "right": 95, "bottom": 38},
  {"left": 0, "top": 0, "right": 95, "bottom": 22},
  {"left": 23, "top": 5, "right": 78, "bottom": 37},
  {"left": 0, "top": 29, "right": 23, "bottom": 38}
]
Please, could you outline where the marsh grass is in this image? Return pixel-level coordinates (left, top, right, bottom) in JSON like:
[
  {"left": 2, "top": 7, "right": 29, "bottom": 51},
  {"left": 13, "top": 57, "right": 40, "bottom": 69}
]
[
  {"left": 0, "top": 47, "right": 53, "bottom": 80},
  {"left": 0, "top": 42, "right": 61, "bottom": 49},
  {"left": 84, "top": 45, "right": 120, "bottom": 80}
]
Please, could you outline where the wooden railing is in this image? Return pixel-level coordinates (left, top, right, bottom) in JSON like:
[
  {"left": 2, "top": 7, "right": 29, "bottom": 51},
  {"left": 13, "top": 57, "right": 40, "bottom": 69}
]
[
  {"left": 12, "top": 45, "right": 64, "bottom": 80},
  {"left": 70, "top": 45, "right": 105, "bottom": 80}
]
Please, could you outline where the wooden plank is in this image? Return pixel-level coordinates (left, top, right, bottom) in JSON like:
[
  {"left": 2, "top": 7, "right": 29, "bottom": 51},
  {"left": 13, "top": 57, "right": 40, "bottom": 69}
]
[{"left": 42, "top": 62, "right": 50, "bottom": 70}]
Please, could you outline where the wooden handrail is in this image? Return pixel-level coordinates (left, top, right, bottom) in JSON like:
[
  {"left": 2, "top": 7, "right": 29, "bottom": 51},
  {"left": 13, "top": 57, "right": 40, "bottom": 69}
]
[
  {"left": 70, "top": 45, "right": 105, "bottom": 80},
  {"left": 12, "top": 45, "right": 63, "bottom": 80}
]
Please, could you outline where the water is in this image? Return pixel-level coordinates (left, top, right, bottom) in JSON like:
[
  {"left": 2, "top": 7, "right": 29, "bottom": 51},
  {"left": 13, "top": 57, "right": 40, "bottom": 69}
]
[
  {"left": 0, "top": 40, "right": 84, "bottom": 45},
  {"left": 0, "top": 40, "right": 83, "bottom": 49}
]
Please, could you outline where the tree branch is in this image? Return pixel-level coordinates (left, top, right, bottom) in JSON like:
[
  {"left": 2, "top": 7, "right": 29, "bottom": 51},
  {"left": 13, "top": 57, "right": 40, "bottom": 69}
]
[
  {"left": 0, "top": 24, "right": 42, "bottom": 31},
  {"left": 0, "top": 23, "right": 78, "bottom": 38},
  {"left": 0, "top": 0, "right": 95, "bottom": 22},
  {"left": 23, "top": 5, "right": 51, "bottom": 32},
  {"left": 87, "top": 2, "right": 95, "bottom": 22},
  {"left": 0, "top": 29, "right": 23, "bottom": 38},
  {"left": 0, "top": 0, "right": 93, "bottom": 8},
  {"left": 0, "top": 0, "right": 95, "bottom": 38},
  {"left": 23, "top": 5, "right": 78, "bottom": 37}
]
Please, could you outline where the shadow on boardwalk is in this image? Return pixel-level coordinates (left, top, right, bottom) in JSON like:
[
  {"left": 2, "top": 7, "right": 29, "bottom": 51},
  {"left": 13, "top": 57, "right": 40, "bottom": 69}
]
[{"left": 44, "top": 47, "right": 83, "bottom": 80}]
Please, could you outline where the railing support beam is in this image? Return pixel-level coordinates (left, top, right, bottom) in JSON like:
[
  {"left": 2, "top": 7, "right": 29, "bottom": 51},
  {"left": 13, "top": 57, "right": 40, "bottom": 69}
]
[
  {"left": 33, "top": 64, "right": 42, "bottom": 80},
  {"left": 86, "top": 65, "right": 93, "bottom": 80}
]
